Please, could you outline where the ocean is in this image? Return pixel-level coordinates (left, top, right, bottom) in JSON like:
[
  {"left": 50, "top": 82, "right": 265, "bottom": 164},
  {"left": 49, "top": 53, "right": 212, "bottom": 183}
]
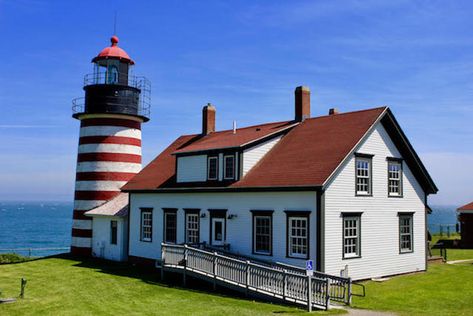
[{"left": 0, "top": 201, "right": 459, "bottom": 257}]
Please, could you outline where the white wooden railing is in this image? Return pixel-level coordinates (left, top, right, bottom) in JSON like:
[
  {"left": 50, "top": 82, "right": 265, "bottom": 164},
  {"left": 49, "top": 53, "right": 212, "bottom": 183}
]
[{"left": 161, "top": 243, "right": 337, "bottom": 310}]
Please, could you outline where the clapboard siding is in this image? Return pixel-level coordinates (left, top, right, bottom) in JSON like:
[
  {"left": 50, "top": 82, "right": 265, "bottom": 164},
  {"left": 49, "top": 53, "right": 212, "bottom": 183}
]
[
  {"left": 242, "top": 136, "right": 282, "bottom": 176},
  {"left": 324, "top": 123, "right": 426, "bottom": 280},
  {"left": 129, "top": 191, "right": 317, "bottom": 267},
  {"left": 176, "top": 155, "right": 207, "bottom": 182}
]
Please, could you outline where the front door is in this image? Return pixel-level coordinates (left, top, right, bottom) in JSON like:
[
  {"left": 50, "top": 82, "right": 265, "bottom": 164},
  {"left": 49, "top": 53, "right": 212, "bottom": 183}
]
[{"left": 211, "top": 217, "right": 225, "bottom": 246}]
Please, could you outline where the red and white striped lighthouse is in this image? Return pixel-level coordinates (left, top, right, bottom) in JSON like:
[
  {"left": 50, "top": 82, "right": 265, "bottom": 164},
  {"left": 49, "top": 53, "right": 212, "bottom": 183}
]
[{"left": 70, "top": 36, "right": 150, "bottom": 256}]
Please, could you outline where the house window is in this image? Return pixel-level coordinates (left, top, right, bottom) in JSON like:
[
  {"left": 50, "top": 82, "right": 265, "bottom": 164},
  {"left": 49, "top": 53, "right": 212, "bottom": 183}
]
[
  {"left": 399, "top": 213, "right": 414, "bottom": 253},
  {"left": 355, "top": 155, "right": 372, "bottom": 195},
  {"left": 140, "top": 208, "right": 153, "bottom": 242},
  {"left": 286, "top": 212, "right": 310, "bottom": 259},
  {"left": 163, "top": 209, "right": 177, "bottom": 243},
  {"left": 252, "top": 211, "right": 273, "bottom": 256},
  {"left": 388, "top": 160, "right": 403, "bottom": 197},
  {"left": 224, "top": 155, "right": 235, "bottom": 179},
  {"left": 343, "top": 213, "right": 361, "bottom": 258},
  {"left": 208, "top": 156, "right": 218, "bottom": 180},
  {"left": 110, "top": 220, "right": 118, "bottom": 245},
  {"left": 185, "top": 209, "right": 200, "bottom": 244}
]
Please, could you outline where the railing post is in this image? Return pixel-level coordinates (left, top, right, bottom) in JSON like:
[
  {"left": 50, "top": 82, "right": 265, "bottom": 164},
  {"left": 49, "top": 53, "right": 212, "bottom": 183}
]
[
  {"left": 213, "top": 252, "right": 218, "bottom": 290},
  {"left": 325, "top": 278, "right": 331, "bottom": 310},
  {"left": 307, "top": 275, "right": 312, "bottom": 312},
  {"left": 347, "top": 277, "right": 352, "bottom": 305},
  {"left": 183, "top": 245, "right": 188, "bottom": 287},
  {"left": 245, "top": 260, "right": 250, "bottom": 297},
  {"left": 283, "top": 269, "right": 287, "bottom": 301},
  {"left": 161, "top": 245, "right": 166, "bottom": 280}
]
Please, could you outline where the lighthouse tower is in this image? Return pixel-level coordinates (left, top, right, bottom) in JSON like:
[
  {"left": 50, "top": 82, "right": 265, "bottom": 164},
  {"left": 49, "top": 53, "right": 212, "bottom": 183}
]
[{"left": 71, "top": 36, "right": 150, "bottom": 256}]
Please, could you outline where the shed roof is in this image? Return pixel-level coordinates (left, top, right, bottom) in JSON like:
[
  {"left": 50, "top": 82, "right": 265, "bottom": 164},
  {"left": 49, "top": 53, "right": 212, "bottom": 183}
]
[{"left": 85, "top": 193, "right": 129, "bottom": 217}]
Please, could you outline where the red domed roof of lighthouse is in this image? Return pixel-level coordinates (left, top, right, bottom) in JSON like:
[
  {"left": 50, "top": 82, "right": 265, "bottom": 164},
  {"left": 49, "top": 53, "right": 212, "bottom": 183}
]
[{"left": 92, "top": 36, "right": 135, "bottom": 65}]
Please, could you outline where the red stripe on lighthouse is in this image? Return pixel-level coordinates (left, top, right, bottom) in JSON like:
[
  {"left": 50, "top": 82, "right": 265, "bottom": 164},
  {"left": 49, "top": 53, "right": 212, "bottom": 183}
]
[
  {"left": 71, "top": 246, "right": 92, "bottom": 256},
  {"left": 79, "top": 136, "right": 141, "bottom": 146},
  {"left": 74, "top": 191, "right": 120, "bottom": 201},
  {"left": 72, "top": 228, "right": 93, "bottom": 238},
  {"left": 73, "top": 210, "right": 90, "bottom": 220},
  {"left": 80, "top": 118, "right": 142, "bottom": 129},
  {"left": 77, "top": 153, "right": 142, "bottom": 163},
  {"left": 75, "top": 172, "right": 137, "bottom": 181}
]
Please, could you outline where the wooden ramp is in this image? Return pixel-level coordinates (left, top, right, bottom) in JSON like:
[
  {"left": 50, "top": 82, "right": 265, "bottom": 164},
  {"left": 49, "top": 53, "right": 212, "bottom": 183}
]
[{"left": 160, "top": 243, "right": 353, "bottom": 311}]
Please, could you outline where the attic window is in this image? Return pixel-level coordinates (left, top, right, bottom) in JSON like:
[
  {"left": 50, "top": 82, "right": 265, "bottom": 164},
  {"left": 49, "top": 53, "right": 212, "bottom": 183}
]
[
  {"left": 208, "top": 156, "right": 218, "bottom": 180},
  {"left": 388, "top": 159, "right": 403, "bottom": 197},
  {"left": 224, "top": 155, "right": 235, "bottom": 180},
  {"left": 355, "top": 154, "right": 373, "bottom": 196}
]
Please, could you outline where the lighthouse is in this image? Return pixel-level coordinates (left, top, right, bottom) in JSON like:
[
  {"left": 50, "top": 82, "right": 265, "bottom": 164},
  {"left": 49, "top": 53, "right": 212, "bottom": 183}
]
[{"left": 70, "top": 36, "right": 150, "bottom": 256}]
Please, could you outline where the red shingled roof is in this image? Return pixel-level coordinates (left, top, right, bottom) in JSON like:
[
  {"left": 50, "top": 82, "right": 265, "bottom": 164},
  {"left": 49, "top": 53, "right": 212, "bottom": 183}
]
[
  {"left": 458, "top": 202, "right": 473, "bottom": 211},
  {"left": 173, "top": 121, "right": 295, "bottom": 154},
  {"left": 122, "top": 107, "right": 387, "bottom": 191}
]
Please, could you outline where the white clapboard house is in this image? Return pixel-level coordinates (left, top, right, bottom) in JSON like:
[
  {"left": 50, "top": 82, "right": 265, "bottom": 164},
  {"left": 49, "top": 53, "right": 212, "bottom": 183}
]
[{"left": 86, "top": 86, "right": 437, "bottom": 280}]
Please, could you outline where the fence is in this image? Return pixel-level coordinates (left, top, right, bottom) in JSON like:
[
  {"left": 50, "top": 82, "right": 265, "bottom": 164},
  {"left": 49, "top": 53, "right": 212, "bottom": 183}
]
[{"left": 161, "top": 243, "right": 352, "bottom": 310}]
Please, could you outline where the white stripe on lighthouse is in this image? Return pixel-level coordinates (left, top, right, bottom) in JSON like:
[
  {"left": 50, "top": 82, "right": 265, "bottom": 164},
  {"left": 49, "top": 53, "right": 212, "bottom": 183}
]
[
  {"left": 79, "top": 126, "right": 142, "bottom": 138},
  {"left": 78, "top": 143, "right": 142, "bottom": 155},
  {"left": 74, "top": 180, "right": 128, "bottom": 191},
  {"left": 72, "top": 219, "right": 93, "bottom": 230},
  {"left": 76, "top": 161, "right": 142, "bottom": 173},
  {"left": 71, "top": 237, "right": 92, "bottom": 248}
]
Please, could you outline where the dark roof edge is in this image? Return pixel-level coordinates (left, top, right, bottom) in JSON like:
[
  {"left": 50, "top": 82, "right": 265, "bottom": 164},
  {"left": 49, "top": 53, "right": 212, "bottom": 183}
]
[
  {"left": 122, "top": 185, "right": 322, "bottom": 194},
  {"left": 382, "top": 108, "right": 438, "bottom": 195}
]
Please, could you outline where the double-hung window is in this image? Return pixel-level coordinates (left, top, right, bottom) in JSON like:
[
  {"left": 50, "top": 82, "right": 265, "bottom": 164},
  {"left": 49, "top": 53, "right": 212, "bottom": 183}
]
[
  {"left": 342, "top": 213, "right": 361, "bottom": 258},
  {"left": 286, "top": 212, "right": 310, "bottom": 259},
  {"left": 388, "top": 159, "right": 403, "bottom": 197},
  {"left": 224, "top": 155, "right": 235, "bottom": 180},
  {"left": 399, "top": 213, "right": 414, "bottom": 253},
  {"left": 252, "top": 211, "right": 273, "bottom": 256},
  {"left": 208, "top": 156, "right": 218, "bottom": 180},
  {"left": 355, "top": 154, "right": 372, "bottom": 195},
  {"left": 110, "top": 220, "right": 118, "bottom": 245},
  {"left": 185, "top": 209, "right": 200, "bottom": 244},
  {"left": 140, "top": 208, "right": 153, "bottom": 242},
  {"left": 163, "top": 208, "right": 177, "bottom": 243}
]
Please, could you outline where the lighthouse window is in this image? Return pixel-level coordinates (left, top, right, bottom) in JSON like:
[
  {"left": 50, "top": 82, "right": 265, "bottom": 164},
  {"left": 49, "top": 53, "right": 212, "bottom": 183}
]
[{"left": 107, "top": 65, "right": 119, "bottom": 84}]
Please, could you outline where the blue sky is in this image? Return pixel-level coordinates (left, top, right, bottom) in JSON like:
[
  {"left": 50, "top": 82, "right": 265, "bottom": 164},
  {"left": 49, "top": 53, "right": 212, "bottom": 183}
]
[{"left": 0, "top": 0, "right": 471, "bottom": 205}]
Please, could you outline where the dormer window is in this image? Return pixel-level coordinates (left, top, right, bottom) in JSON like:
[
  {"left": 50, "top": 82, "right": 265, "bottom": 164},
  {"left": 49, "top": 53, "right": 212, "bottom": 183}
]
[
  {"left": 224, "top": 155, "right": 235, "bottom": 180},
  {"left": 207, "top": 156, "right": 218, "bottom": 180}
]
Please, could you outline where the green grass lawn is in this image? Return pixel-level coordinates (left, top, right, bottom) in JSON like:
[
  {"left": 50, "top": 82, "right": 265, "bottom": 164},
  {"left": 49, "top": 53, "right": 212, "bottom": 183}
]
[
  {"left": 352, "top": 262, "right": 473, "bottom": 316},
  {"left": 430, "top": 233, "right": 473, "bottom": 261},
  {"left": 0, "top": 255, "right": 341, "bottom": 315}
]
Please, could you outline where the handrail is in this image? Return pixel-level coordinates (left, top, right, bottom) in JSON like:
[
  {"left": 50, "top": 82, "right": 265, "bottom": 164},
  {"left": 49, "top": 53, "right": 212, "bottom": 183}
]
[{"left": 161, "top": 243, "right": 337, "bottom": 310}]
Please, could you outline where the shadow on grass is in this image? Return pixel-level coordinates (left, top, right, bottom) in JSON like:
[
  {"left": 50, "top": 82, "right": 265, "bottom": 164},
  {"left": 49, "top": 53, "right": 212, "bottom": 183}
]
[{"left": 62, "top": 253, "right": 309, "bottom": 314}]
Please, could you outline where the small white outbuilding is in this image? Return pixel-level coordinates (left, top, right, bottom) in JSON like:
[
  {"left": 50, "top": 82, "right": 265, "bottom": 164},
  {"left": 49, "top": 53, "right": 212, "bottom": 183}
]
[{"left": 85, "top": 193, "right": 129, "bottom": 262}]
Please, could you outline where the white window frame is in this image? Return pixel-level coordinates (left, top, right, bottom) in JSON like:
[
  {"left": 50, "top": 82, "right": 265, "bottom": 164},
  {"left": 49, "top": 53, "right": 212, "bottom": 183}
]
[
  {"left": 388, "top": 160, "right": 403, "bottom": 197},
  {"left": 355, "top": 156, "right": 372, "bottom": 196},
  {"left": 186, "top": 212, "right": 200, "bottom": 244},
  {"left": 223, "top": 155, "right": 235, "bottom": 180},
  {"left": 399, "top": 213, "right": 414, "bottom": 253},
  {"left": 253, "top": 215, "right": 272, "bottom": 255},
  {"left": 343, "top": 214, "right": 361, "bottom": 259},
  {"left": 140, "top": 209, "right": 153, "bottom": 242},
  {"left": 207, "top": 156, "right": 218, "bottom": 180},
  {"left": 288, "top": 216, "right": 309, "bottom": 259}
]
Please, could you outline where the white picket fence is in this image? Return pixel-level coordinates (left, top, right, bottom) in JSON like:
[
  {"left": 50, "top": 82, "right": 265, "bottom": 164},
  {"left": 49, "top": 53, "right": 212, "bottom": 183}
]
[{"left": 160, "top": 243, "right": 350, "bottom": 310}]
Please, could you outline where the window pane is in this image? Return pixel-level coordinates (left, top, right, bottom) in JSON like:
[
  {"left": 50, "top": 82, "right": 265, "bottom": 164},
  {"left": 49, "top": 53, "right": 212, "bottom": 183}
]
[
  {"left": 141, "top": 210, "right": 153, "bottom": 242},
  {"left": 343, "top": 216, "right": 360, "bottom": 257},
  {"left": 208, "top": 157, "right": 218, "bottom": 180},
  {"left": 165, "top": 213, "right": 177, "bottom": 243},
  {"left": 186, "top": 213, "right": 199, "bottom": 244},
  {"left": 224, "top": 156, "right": 235, "bottom": 179},
  {"left": 254, "top": 215, "right": 271, "bottom": 254},
  {"left": 288, "top": 217, "right": 308, "bottom": 258},
  {"left": 356, "top": 158, "right": 371, "bottom": 195}
]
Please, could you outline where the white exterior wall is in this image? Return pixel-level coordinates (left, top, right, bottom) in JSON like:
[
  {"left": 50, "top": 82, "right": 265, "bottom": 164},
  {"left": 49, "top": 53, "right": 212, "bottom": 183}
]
[
  {"left": 324, "top": 123, "right": 426, "bottom": 280},
  {"left": 176, "top": 155, "right": 207, "bottom": 182},
  {"left": 129, "top": 191, "right": 317, "bottom": 267},
  {"left": 91, "top": 216, "right": 128, "bottom": 262},
  {"left": 242, "top": 136, "right": 282, "bottom": 176}
]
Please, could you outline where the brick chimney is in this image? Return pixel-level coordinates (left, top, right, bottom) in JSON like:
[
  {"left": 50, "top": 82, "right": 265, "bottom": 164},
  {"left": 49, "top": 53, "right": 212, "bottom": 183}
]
[
  {"left": 202, "top": 103, "right": 216, "bottom": 135},
  {"left": 295, "top": 86, "right": 310, "bottom": 122}
]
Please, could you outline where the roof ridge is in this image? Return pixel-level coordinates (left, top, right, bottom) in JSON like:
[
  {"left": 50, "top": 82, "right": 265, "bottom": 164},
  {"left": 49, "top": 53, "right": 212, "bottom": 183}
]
[{"left": 308, "top": 106, "right": 388, "bottom": 120}]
